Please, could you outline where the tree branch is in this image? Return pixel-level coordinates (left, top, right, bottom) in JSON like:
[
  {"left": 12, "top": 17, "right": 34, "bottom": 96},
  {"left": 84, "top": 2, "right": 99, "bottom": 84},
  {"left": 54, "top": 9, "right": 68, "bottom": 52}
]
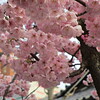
[
  {"left": 2, "top": 74, "right": 17, "bottom": 100},
  {"left": 63, "top": 47, "right": 80, "bottom": 63},
  {"left": 69, "top": 63, "right": 81, "bottom": 67},
  {"left": 69, "top": 47, "right": 80, "bottom": 63},
  {"left": 77, "top": 11, "right": 87, "bottom": 17},
  {"left": 24, "top": 86, "right": 39, "bottom": 99},
  {"left": 64, "top": 70, "right": 89, "bottom": 99},
  {"left": 54, "top": 70, "right": 89, "bottom": 99},
  {"left": 63, "top": 48, "right": 74, "bottom": 56},
  {"left": 75, "top": 0, "right": 86, "bottom": 7},
  {"left": 77, "top": 36, "right": 100, "bottom": 98},
  {"left": 69, "top": 63, "right": 85, "bottom": 77},
  {"left": 78, "top": 18, "right": 89, "bottom": 35},
  {"left": 77, "top": 16, "right": 100, "bottom": 98}
]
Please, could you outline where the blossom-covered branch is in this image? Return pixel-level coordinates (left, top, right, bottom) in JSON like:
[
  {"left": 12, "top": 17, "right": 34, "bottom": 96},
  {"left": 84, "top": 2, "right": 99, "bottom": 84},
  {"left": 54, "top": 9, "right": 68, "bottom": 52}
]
[{"left": 2, "top": 74, "right": 17, "bottom": 100}]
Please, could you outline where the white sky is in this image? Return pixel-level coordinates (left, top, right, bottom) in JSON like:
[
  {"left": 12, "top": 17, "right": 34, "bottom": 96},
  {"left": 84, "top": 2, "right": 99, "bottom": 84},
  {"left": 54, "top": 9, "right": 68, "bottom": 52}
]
[{"left": 0, "top": 0, "right": 7, "bottom": 4}]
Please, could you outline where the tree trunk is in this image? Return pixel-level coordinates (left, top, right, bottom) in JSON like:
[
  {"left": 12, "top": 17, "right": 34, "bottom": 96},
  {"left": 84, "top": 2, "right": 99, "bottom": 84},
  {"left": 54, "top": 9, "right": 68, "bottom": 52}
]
[
  {"left": 47, "top": 87, "right": 54, "bottom": 100},
  {"left": 78, "top": 37, "right": 100, "bottom": 98}
]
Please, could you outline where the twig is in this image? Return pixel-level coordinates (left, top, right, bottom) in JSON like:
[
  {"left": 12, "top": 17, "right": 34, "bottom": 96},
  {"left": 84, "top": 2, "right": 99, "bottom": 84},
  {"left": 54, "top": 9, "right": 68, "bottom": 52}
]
[
  {"left": 24, "top": 86, "right": 39, "bottom": 99},
  {"left": 54, "top": 70, "right": 89, "bottom": 99},
  {"left": 75, "top": 0, "right": 86, "bottom": 7},
  {"left": 30, "top": 52, "right": 39, "bottom": 61},
  {"left": 69, "top": 47, "right": 80, "bottom": 63},
  {"left": 63, "top": 48, "right": 73, "bottom": 56},
  {"left": 1, "top": 63, "right": 9, "bottom": 69},
  {"left": 63, "top": 47, "right": 80, "bottom": 63},
  {"left": 63, "top": 70, "right": 89, "bottom": 99},
  {"left": 69, "top": 63, "right": 81, "bottom": 67},
  {"left": 30, "top": 52, "right": 39, "bottom": 63},
  {"left": 21, "top": 88, "right": 25, "bottom": 100},
  {"left": 44, "top": 89, "right": 48, "bottom": 95},
  {"left": 69, "top": 64, "right": 85, "bottom": 77},
  {"left": 77, "top": 11, "right": 87, "bottom": 17},
  {"left": 2, "top": 74, "right": 17, "bottom": 100}
]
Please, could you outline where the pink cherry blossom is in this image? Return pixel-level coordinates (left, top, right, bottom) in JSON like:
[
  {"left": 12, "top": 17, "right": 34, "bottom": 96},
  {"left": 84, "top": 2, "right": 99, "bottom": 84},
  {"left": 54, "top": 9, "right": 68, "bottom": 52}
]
[{"left": 0, "top": 0, "right": 100, "bottom": 99}]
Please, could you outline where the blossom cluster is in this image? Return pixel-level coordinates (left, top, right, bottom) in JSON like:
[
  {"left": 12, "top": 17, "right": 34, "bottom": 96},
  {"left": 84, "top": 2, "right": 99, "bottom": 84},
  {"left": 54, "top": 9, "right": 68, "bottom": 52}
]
[
  {"left": 82, "top": 0, "right": 100, "bottom": 47},
  {"left": 83, "top": 74, "right": 99, "bottom": 100},
  {"left": 64, "top": 0, "right": 100, "bottom": 48},
  {"left": 0, "top": 0, "right": 84, "bottom": 88},
  {"left": 0, "top": 0, "right": 99, "bottom": 91},
  {"left": 0, "top": 73, "right": 37, "bottom": 100},
  {"left": 0, "top": 0, "right": 100, "bottom": 99},
  {"left": 9, "top": 0, "right": 83, "bottom": 38}
]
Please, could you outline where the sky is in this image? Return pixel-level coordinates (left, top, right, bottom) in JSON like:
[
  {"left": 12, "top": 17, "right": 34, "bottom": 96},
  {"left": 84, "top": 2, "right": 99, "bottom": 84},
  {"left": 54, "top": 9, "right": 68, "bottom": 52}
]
[{"left": 0, "top": 0, "right": 7, "bottom": 4}]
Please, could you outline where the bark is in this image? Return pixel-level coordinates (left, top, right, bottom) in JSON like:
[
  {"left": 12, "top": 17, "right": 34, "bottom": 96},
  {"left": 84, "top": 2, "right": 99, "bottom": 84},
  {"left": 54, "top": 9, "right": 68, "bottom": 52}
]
[{"left": 78, "top": 37, "right": 100, "bottom": 98}]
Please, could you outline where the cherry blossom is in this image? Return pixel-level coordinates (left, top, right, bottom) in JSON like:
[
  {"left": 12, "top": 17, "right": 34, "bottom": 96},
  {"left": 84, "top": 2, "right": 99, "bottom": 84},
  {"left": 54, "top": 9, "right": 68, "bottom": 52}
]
[{"left": 0, "top": 0, "right": 100, "bottom": 99}]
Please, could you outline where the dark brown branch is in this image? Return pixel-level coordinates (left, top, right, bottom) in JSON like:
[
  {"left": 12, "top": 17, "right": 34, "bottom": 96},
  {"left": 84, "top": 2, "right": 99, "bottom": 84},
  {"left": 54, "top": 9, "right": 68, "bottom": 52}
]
[
  {"left": 63, "top": 48, "right": 78, "bottom": 59},
  {"left": 77, "top": 36, "right": 100, "bottom": 98},
  {"left": 77, "top": 11, "right": 87, "bottom": 17},
  {"left": 32, "top": 23, "right": 39, "bottom": 31},
  {"left": 69, "top": 63, "right": 81, "bottom": 67},
  {"left": 63, "top": 48, "right": 73, "bottom": 56},
  {"left": 77, "top": 17, "right": 100, "bottom": 98},
  {"left": 78, "top": 18, "right": 89, "bottom": 35},
  {"left": 2, "top": 74, "right": 17, "bottom": 100},
  {"left": 30, "top": 52, "right": 39, "bottom": 61},
  {"left": 29, "top": 52, "right": 39, "bottom": 63},
  {"left": 69, "top": 47, "right": 80, "bottom": 62},
  {"left": 63, "top": 47, "right": 80, "bottom": 62},
  {"left": 75, "top": 0, "right": 86, "bottom": 7},
  {"left": 69, "top": 64, "right": 85, "bottom": 77}
]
